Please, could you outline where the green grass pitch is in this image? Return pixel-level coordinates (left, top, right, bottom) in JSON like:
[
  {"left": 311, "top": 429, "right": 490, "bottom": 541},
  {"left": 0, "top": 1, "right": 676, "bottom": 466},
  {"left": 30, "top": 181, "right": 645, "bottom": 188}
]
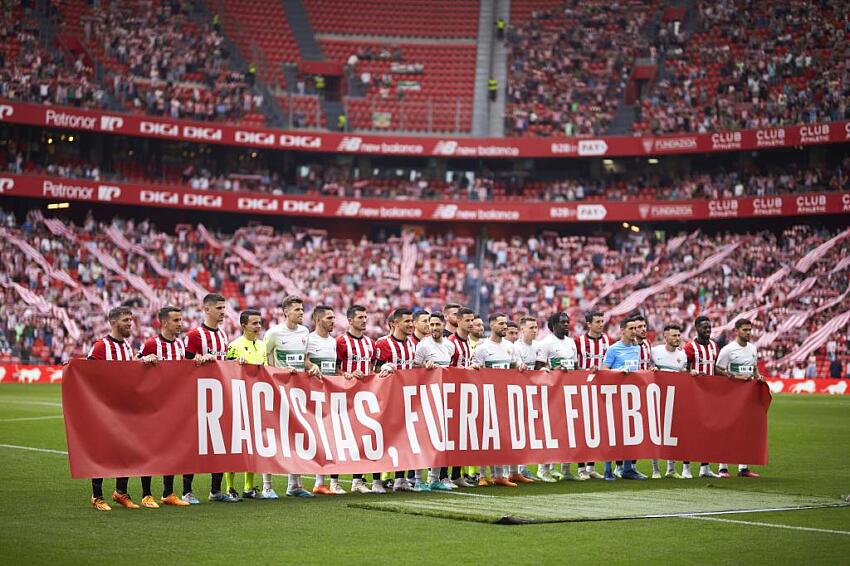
[{"left": 0, "top": 384, "right": 848, "bottom": 564}]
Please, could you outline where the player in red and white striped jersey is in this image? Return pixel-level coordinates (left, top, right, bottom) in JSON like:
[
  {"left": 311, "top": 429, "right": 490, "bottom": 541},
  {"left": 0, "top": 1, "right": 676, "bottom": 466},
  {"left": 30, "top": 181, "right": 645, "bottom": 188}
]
[
  {"left": 374, "top": 308, "right": 417, "bottom": 372},
  {"left": 374, "top": 308, "right": 423, "bottom": 492},
  {"left": 181, "top": 293, "right": 238, "bottom": 503},
  {"left": 681, "top": 315, "right": 722, "bottom": 479},
  {"left": 632, "top": 314, "right": 654, "bottom": 370},
  {"left": 140, "top": 306, "right": 186, "bottom": 362},
  {"left": 138, "top": 306, "right": 191, "bottom": 507},
  {"left": 448, "top": 307, "right": 475, "bottom": 368},
  {"left": 86, "top": 305, "right": 155, "bottom": 511},
  {"left": 335, "top": 305, "right": 384, "bottom": 494},
  {"left": 574, "top": 311, "right": 610, "bottom": 480},
  {"left": 446, "top": 307, "right": 478, "bottom": 486}
]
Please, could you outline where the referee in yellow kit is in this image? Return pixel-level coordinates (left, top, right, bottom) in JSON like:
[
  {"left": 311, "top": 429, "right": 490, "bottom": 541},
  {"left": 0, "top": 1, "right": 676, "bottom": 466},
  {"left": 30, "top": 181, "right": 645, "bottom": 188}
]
[{"left": 224, "top": 309, "right": 267, "bottom": 499}]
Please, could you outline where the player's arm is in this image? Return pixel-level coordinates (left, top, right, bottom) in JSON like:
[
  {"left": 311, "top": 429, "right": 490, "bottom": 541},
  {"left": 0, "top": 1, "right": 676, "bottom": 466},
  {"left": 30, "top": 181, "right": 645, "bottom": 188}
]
[
  {"left": 511, "top": 348, "right": 527, "bottom": 372},
  {"left": 303, "top": 335, "right": 322, "bottom": 378},
  {"left": 374, "top": 341, "right": 395, "bottom": 377},
  {"left": 138, "top": 339, "right": 159, "bottom": 365},
  {"left": 683, "top": 342, "right": 699, "bottom": 375},
  {"left": 87, "top": 341, "right": 105, "bottom": 361},
  {"left": 753, "top": 359, "right": 763, "bottom": 382},
  {"left": 714, "top": 348, "right": 733, "bottom": 379},
  {"left": 184, "top": 330, "right": 213, "bottom": 365},
  {"left": 265, "top": 328, "right": 277, "bottom": 366},
  {"left": 601, "top": 346, "right": 615, "bottom": 370},
  {"left": 413, "top": 342, "right": 435, "bottom": 369},
  {"left": 534, "top": 342, "right": 548, "bottom": 370}
]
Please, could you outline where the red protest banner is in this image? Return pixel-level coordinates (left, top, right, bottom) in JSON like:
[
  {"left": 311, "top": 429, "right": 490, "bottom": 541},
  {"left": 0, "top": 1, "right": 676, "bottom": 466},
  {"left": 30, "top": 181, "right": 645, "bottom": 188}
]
[{"left": 61, "top": 360, "right": 771, "bottom": 479}]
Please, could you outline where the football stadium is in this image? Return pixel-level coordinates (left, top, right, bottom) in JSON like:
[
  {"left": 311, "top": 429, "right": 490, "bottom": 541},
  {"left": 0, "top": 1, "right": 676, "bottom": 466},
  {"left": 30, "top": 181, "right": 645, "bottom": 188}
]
[{"left": 0, "top": 0, "right": 848, "bottom": 563}]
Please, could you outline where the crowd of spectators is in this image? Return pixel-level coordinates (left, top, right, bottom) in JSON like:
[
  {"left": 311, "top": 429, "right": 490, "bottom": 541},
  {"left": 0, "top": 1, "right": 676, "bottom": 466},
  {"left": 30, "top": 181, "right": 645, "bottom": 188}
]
[
  {"left": 0, "top": 0, "right": 263, "bottom": 123},
  {"left": 505, "top": 0, "right": 662, "bottom": 137},
  {"left": 0, "top": 0, "right": 105, "bottom": 108},
  {"left": 636, "top": 0, "right": 850, "bottom": 135},
  {"left": 0, "top": 207, "right": 846, "bottom": 377},
  {"left": 80, "top": 0, "right": 261, "bottom": 122},
  {"left": 0, "top": 208, "right": 472, "bottom": 364}
]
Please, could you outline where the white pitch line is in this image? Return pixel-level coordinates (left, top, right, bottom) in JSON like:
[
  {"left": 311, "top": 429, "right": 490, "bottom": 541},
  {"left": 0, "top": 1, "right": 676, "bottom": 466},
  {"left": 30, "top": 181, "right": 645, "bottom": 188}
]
[
  {"left": 0, "top": 415, "right": 63, "bottom": 423},
  {"left": 682, "top": 515, "right": 850, "bottom": 536},
  {"left": 0, "top": 399, "right": 62, "bottom": 407},
  {"left": 0, "top": 443, "right": 68, "bottom": 455}
]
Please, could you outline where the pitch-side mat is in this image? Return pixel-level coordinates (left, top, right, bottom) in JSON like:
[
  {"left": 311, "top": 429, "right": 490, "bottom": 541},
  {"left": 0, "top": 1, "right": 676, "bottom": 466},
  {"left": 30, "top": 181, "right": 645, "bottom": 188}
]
[{"left": 347, "top": 487, "right": 850, "bottom": 525}]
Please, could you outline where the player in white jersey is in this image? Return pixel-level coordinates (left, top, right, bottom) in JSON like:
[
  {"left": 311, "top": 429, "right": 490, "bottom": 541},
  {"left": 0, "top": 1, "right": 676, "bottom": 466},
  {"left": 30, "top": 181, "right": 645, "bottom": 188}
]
[
  {"left": 412, "top": 312, "right": 459, "bottom": 491},
  {"left": 265, "top": 295, "right": 321, "bottom": 498},
  {"left": 473, "top": 313, "right": 528, "bottom": 487},
  {"left": 715, "top": 318, "right": 762, "bottom": 478},
  {"left": 535, "top": 312, "right": 579, "bottom": 482},
  {"left": 510, "top": 316, "right": 544, "bottom": 481},
  {"left": 306, "top": 305, "right": 348, "bottom": 496},
  {"left": 650, "top": 324, "right": 688, "bottom": 479}
]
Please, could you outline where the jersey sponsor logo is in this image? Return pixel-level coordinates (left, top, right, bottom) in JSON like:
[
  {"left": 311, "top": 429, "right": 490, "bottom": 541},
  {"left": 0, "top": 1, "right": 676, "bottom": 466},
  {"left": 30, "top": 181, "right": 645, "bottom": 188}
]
[
  {"left": 623, "top": 359, "right": 640, "bottom": 372},
  {"left": 731, "top": 363, "right": 754, "bottom": 376},
  {"left": 97, "top": 185, "right": 121, "bottom": 201},
  {"left": 100, "top": 115, "right": 124, "bottom": 131},
  {"left": 486, "top": 361, "right": 511, "bottom": 369},
  {"left": 0, "top": 104, "right": 14, "bottom": 119},
  {"left": 551, "top": 357, "right": 575, "bottom": 370},
  {"left": 577, "top": 139, "right": 608, "bottom": 156},
  {"left": 0, "top": 178, "right": 13, "bottom": 193}
]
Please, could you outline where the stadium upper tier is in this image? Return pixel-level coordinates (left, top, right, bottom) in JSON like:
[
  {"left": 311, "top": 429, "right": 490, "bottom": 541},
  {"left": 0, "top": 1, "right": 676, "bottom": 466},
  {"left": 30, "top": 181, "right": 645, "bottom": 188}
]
[
  {"left": 1, "top": 0, "right": 846, "bottom": 136},
  {"left": 0, "top": 208, "right": 846, "bottom": 378}
]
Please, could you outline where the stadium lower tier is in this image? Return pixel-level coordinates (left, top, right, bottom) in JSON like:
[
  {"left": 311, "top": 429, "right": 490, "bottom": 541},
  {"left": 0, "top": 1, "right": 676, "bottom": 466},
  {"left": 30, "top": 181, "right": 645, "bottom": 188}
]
[{"left": 0, "top": 206, "right": 846, "bottom": 377}]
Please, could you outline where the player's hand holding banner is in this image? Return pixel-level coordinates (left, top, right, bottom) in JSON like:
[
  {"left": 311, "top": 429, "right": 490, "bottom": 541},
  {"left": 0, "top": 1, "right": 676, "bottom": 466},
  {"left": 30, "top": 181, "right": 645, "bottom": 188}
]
[{"left": 62, "top": 360, "right": 771, "bottom": 478}]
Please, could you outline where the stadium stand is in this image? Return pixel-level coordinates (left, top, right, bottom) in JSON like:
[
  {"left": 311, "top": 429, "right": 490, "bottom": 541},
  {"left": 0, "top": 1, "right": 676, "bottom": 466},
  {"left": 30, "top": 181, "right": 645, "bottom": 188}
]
[
  {"left": 635, "top": 0, "right": 850, "bottom": 135},
  {"left": 0, "top": 207, "right": 846, "bottom": 377},
  {"left": 505, "top": 0, "right": 663, "bottom": 136}
]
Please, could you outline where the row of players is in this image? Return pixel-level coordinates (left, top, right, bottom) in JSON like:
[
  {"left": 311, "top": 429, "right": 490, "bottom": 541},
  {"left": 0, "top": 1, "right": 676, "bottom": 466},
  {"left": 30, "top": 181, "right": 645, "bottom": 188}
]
[{"left": 86, "top": 294, "right": 762, "bottom": 511}]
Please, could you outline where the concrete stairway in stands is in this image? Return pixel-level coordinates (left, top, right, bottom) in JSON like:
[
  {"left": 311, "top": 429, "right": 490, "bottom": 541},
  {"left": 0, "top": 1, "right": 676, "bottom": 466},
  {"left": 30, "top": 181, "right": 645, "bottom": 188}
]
[
  {"left": 487, "top": 0, "right": 509, "bottom": 137},
  {"left": 471, "top": 0, "right": 496, "bottom": 136},
  {"left": 281, "top": 0, "right": 324, "bottom": 61}
]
